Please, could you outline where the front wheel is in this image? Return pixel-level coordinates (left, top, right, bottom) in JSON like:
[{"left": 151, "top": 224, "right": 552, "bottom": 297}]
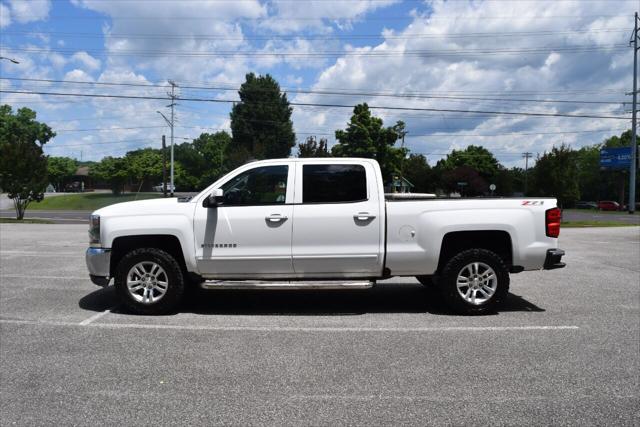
[
  {"left": 114, "top": 248, "right": 185, "bottom": 315},
  {"left": 438, "top": 248, "right": 509, "bottom": 315}
]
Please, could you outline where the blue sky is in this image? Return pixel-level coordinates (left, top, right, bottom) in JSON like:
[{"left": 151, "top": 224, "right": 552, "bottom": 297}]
[{"left": 0, "top": 0, "right": 636, "bottom": 167}]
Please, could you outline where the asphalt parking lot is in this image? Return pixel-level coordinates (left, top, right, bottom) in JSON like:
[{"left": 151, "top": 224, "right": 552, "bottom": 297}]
[{"left": 1, "top": 225, "right": 638, "bottom": 425}]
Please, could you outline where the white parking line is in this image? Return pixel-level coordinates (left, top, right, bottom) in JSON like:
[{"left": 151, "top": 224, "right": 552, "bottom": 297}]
[
  {"left": 1, "top": 251, "right": 79, "bottom": 256},
  {"left": 78, "top": 309, "right": 112, "bottom": 325},
  {"left": 1, "top": 274, "right": 88, "bottom": 280},
  {"left": 0, "top": 319, "right": 579, "bottom": 333}
]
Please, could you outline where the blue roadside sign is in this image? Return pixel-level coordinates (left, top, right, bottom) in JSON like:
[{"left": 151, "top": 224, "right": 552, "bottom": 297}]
[{"left": 600, "top": 146, "right": 631, "bottom": 169}]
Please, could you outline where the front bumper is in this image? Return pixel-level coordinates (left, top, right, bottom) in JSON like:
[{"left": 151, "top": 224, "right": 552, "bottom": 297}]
[
  {"left": 86, "top": 247, "right": 111, "bottom": 286},
  {"left": 543, "top": 248, "right": 566, "bottom": 270}
]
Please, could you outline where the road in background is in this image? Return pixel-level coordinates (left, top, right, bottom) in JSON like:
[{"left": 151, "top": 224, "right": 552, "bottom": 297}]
[
  {"left": 0, "top": 224, "right": 638, "bottom": 425},
  {"left": 0, "top": 192, "right": 78, "bottom": 210},
  {"left": 0, "top": 192, "right": 197, "bottom": 223},
  {"left": 0, "top": 210, "right": 91, "bottom": 223},
  {"left": 563, "top": 209, "right": 640, "bottom": 224}
]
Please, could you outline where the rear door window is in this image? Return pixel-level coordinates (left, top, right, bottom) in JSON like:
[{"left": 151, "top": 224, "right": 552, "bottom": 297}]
[{"left": 302, "top": 164, "right": 367, "bottom": 203}]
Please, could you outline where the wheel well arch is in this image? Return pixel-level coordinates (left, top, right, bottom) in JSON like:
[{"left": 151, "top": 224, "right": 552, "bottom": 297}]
[
  {"left": 110, "top": 235, "right": 187, "bottom": 277},
  {"left": 437, "top": 230, "right": 513, "bottom": 273}
]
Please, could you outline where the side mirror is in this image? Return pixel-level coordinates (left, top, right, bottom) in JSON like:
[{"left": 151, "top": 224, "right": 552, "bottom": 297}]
[{"left": 203, "top": 188, "right": 224, "bottom": 208}]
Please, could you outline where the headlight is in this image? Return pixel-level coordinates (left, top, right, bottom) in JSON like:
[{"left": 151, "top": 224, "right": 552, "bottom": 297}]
[{"left": 89, "top": 214, "right": 100, "bottom": 246}]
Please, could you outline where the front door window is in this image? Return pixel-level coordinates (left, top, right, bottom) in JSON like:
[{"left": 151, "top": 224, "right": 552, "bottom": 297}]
[{"left": 220, "top": 165, "right": 288, "bottom": 206}]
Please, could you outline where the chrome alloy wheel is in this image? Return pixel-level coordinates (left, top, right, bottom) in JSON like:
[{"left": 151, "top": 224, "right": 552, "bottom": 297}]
[
  {"left": 456, "top": 262, "right": 497, "bottom": 305},
  {"left": 126, "top": 262, "right": 169, "bottom": 304}
]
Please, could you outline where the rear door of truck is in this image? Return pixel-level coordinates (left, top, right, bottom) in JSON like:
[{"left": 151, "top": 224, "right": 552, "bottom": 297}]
[{"left": 291, "top": 160, "right": 384, "bottom": 276}]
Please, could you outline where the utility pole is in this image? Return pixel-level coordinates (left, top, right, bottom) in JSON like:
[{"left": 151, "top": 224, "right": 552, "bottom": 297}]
[
  {"left": 523, "top": 152, "right": 532, "bottom": 195},
  {"left": 162, "top": 135, "right": 167, "bottom": 198},
  {"left": 399, "top": 129, "right": 408, "bottom": 183},
  {"left": 168, "top": 80, "right": 177, "bottom": 197},
  {"left": 157, "top": 80, "right": 178, "bottom": 197},
  {"left": 629, "top": 12, "right": 638, "bottom": 214}
]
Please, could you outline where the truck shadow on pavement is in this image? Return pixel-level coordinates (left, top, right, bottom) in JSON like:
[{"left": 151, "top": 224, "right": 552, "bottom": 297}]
[{"left": 79, "top": 282, "right": 544, "bottom": 316}]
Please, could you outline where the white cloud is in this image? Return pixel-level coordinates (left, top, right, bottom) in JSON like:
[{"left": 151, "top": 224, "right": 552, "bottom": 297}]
[
  {"left": 290, "top": 0, "right": 632, "bottom": 167},
  {"left": 285, "top": 74, "right": 303, "bottom": 86},
  {"left": 71, "top": 51, "right": 101, "bottom": 72},
  {"left": 0, "top": 3, "right": 11, "bottom": 28},
  {"left": 47, "top": 51, "right": 66, "bottom": 69},
  {"left": 70, "top": 0, "right": 265, "bottom": 82},
  {"left": 8, "top": 0, "right": 50, "bottom": 24},
  {"left": 64, "top": 69, "right": 94, "bottom": 82},
  {"left": 255, "top": 38, "right": 330, "bottom": 70},
  {"left": 261, "top": 0, "right": 399, "bottom": 34}
]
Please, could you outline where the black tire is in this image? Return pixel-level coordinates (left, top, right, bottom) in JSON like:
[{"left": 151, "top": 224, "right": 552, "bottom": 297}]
[
  {"left": 416, "top": 275, "right": 435, "bottom": 287},
  {"left": 114, "top": 248, "right": 185, "bottom": 315},
  {"left": 438, "top": 248, "right": 509, "bottom": 315}
]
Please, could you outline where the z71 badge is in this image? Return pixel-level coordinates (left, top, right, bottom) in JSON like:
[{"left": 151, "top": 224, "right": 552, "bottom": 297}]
[{"left": 521, "top": 200, "right": 545, "bottom": 206}]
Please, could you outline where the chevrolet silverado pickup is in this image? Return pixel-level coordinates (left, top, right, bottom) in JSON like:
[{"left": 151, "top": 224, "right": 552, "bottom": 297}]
[{"left": 86, "top": 158, "right": 565, "bottom": 315}]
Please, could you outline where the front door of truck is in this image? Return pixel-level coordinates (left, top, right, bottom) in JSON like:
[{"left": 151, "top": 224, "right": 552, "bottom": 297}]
[{"left": 194, "top": 163, "right": 294, "bottom": 278}]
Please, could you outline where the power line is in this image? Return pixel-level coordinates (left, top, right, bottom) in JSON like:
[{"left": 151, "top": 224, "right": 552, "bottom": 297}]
[
  {"left": 0, "top": 89, "right": 628, "bottom": 120},
  {"left": 44, "top": 138, "right": 155, "bottom": 148},
  {"left": 5, "top": 44, "right": 626, "bottom": 58},
  {"left": 54, "top": 125, "right": 167, "bottom": 132},
  {"left": 42, "top": 127, "right": 626, "bottom": 146},
  {"left": 2, "top": 77, "right": 623, "bottom": 96},
  {"left": 2, "top": 77, "right": 625, "bottom": 105},
  {"left": 0, "top": 28, "right": 627, "bottom": 41},
  {"left": 37, "top": 14, "right": 628, "bottom": 21}
]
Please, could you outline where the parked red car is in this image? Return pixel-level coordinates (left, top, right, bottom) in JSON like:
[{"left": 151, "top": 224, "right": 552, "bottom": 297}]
[{"left": 597, "top": 201, "right": 620, "bottom": 211}]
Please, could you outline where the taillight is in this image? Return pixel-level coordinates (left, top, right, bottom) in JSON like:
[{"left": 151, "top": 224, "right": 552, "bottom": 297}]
[{"left": 546, "top": 207, "right": 561, "bottom": 238}]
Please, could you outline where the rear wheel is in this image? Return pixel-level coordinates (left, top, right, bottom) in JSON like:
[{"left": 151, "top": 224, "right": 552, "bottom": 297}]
[
  {"left": 114, "top": 248, "right": 185, "bottom": 315},
  {"left": 438, "top": 248, "right": 509, "bottom": 315}
]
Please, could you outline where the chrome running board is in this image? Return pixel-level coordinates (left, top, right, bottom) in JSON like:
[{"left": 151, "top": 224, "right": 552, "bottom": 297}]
[{"left": 200, "top": 280, "right": 374, "bottom": 290}]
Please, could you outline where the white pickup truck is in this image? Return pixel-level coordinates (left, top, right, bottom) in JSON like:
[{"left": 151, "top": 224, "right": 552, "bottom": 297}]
[{"left": 86, "top": 158, "right": 565, "bottom": 315}]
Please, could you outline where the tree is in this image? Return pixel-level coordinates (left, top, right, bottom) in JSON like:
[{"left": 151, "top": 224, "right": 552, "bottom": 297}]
[
  {"left": 0, "top": 105, "right": 55, "bottom": 219},
  {"left": 91, "top": 156, "right": 129, "bottom": 195},
  {"left": 297, "top": 136, "right": 330, "bottom": 158},
  {"left": 47, "top": 156, "right": 77, "bottom": 191},
  {"left": 125, "top": 148, "right": 164, "bottom": 192},
  {"left": 506, "top": 167, "right": 526, "bottom": 196},
  {"left": 531, "top": 144, "right": 580, "bottom": 208},
  {"left": 435, "top": 145, "right": 500, "bottom": 182},
  {"left": 229, "top": 73, "right": 295, "bottom": 166},
  {"left": 442, "top": 166, "right": 488, "bottom": 196},
  {"left": 332, "top": 103, "right": 407, "bottom": 183},
  {"left": 402, "top": 154, "right": 436, "bottom": 193},
  {"left": 174, "top": 131, "right": 231, "bottom": 190},
  {"left": 575, "top": 145, "right": 601, "bottom": 201}
]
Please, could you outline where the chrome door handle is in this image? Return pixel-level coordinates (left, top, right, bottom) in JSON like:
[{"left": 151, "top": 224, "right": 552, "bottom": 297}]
[
  {"left": 354, "top": 212, "right": 375, "bottom": 221},
  {"left": 267, "top": 214, "right": 288, "bottom": 222}
]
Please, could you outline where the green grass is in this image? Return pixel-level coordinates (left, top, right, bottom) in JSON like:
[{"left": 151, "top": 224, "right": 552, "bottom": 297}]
[
  {"left": 29, "top": 192, "right": 164, "bottom": 211},
  {"left": 561, "top": 220, "right": 638, "bottom": 228},
  {"left": 0, "top": 218, "right": 54, "bottom": 224},
  {"left": 564, "top": 209, "right": 639, "bottom": 215}
]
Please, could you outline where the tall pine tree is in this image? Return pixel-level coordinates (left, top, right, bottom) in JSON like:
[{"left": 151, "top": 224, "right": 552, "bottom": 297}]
[{"left": 229, "top": 73, "right": 295, "bottom": 166}]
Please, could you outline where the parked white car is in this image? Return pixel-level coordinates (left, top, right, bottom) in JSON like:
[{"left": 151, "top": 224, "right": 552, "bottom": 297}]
[
  {"left": 86, "top": 158, "right": 565, "bottom": 315},
  {"left": 152, "top": 183, "right": 175, "bottom": 192}
]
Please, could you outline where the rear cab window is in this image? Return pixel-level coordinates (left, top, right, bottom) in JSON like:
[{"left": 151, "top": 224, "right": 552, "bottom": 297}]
[{"left": 302, "top": 164, "right": 367, "bottom": 203}]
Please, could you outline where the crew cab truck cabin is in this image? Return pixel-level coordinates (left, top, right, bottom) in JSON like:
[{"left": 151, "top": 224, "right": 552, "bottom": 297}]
[{"left": 86, "top": 158, "right": 565, "bottom": 315}]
